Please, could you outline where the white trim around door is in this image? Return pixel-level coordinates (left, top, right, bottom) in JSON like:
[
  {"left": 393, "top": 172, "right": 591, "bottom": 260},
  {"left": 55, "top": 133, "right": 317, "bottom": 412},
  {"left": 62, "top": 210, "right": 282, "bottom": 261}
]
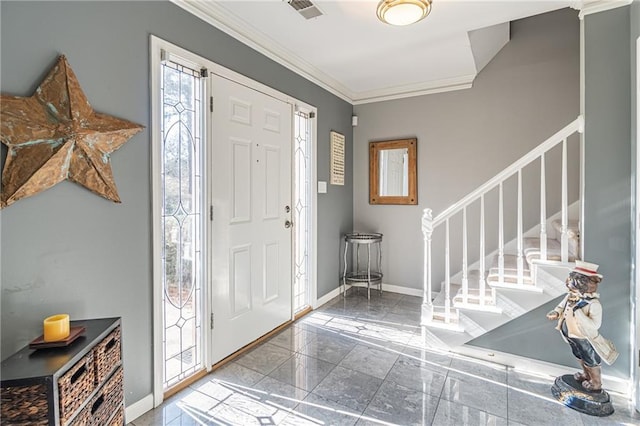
[{"left": 150, "top": 35, "right": 317, "bottom": 408}]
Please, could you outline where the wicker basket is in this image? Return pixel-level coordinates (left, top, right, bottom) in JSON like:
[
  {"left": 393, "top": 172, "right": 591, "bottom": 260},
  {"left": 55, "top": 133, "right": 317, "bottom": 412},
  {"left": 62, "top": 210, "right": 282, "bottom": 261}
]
[
  {"left": 68, "top": 403, "right": 90, "bottom": 426},
  {"left": 0, "top": 383, "right": 49, "bottom": 425},
  {"left": 108, "top": 407, "right": 125, "bottom": 426},
  {"left": 59, "top": 352, "right": 96, "bottom": 425},
  {"left": 88, "top": 367, "right": 123, "bottom": 425},
  {"left": 94, "top": 326, "right": 121, "bottom": 385}
]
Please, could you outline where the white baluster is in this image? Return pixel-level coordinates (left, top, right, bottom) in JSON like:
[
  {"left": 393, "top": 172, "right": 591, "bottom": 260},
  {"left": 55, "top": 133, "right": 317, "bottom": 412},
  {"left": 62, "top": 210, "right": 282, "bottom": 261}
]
[
  {"left": 517, "top": 169, "right": 524, "bottom": 285},
  {"left": 498, "top": 182, "right": 504, "bottom": 285},
  {"left": 540, "top": 153, "right": 547, "bottom": 261},
  {"left": 444, "top": 218, "right": 451, "bottom": 323},
  {"left": 561, "top": 138, "right": 569, "bottom": 262},
  {"left": 462, "top": 207, "right": 469, "bottom": 304},
  {"left": 422, "top": 209, "right": 434, "bottom": 323},
  {"left": 479, "top": 195, "right": 486, "bottom": 306}
]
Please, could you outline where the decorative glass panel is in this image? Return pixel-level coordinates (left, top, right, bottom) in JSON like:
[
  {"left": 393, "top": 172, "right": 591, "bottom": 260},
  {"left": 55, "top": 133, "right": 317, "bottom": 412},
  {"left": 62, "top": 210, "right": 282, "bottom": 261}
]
[
  {"left": 293, "top": 111, "right": 311, "bottom": 313},
  {"left": 161, "top": 60, "right": 203, "bottom": 389}
]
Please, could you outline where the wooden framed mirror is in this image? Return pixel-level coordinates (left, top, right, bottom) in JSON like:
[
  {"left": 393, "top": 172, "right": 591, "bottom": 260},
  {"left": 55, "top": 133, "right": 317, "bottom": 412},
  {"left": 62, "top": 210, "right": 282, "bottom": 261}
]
[{"left": 369, "top": 138, "right": 417, "bottom": 205}]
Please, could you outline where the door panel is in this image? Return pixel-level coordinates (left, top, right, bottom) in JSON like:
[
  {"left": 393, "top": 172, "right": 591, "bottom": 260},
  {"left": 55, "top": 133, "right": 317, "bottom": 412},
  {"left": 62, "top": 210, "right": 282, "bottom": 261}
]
[
  {"left": 264, "top": 146, "right": 281, "bottom": 219},
  {"left": 211, "top": 75, "right": 292, "bottom": 364},
  {"left": 230, "top": 244, "right": 252, "bottom": 317},
  {"left": 231, "top": 138, "right": 252, "bottom": 223}
]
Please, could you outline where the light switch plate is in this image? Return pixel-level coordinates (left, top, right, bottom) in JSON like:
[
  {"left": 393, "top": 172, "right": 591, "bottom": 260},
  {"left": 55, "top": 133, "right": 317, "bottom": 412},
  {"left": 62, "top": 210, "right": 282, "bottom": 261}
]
[{"left": 318, "top": 181, "right": 327, "bottom": 194}]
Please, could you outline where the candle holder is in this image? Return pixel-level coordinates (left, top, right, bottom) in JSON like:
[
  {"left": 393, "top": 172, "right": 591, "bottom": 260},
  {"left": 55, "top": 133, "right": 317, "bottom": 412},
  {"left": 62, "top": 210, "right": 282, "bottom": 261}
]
[{"left": 43, "top": 314, "right": 70, "bottom": 342}]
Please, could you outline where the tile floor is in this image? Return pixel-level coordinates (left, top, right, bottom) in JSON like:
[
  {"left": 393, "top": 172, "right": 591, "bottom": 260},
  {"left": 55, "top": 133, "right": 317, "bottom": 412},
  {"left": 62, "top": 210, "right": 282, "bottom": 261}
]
[{"left": 131, "top": 292, "right": 640, "bottom": 425}]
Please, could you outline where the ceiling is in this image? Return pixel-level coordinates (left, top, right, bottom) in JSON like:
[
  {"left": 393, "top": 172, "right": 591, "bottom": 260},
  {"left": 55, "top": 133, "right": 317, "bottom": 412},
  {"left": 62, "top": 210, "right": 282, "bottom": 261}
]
[{"left": 172, "top": 0, "right": 590, "bottom": 104}]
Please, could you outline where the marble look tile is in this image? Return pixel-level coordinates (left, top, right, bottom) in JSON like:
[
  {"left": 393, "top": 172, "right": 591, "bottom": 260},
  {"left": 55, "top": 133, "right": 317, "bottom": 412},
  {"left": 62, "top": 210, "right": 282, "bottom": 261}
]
[
  {"left": 295, "top": 311, "right": 333, "bottom": 328},
  {"left": 251, "top": 376, "right": 308, "bottom": 409},
  {"left": 508, "top": 384, "right": 583, "bottom": 426},
  {"left": 326, "top": 317, "right": 412, "bottom": 350},
  {"left": 268, "top": 353, "right": 336, "bottom": 391},
  {"left": 400, "top": 345, "right": 453, "bottom": 370},
  {"left": 165, "top": 414, "right": 200, "bottom": 426},
  {"left": 398, "top": 295, "right": 424, "bottom": 307},
  {"left": 441, "top": 374, "right": 508, "bottom": 418},
  {"left": 580, "top": 399, "right": 640, "bottom": 426},
  {"left": 267, "top": 328, "right": 317, "bottom": 352},
  {"left": 207, "top": 399, "right": 290, "bottom": 426},
  {"left": 339, "top": 344, "right": 399, "bottom": 380},
  {"left": 380, "top": 311, "right": 422, "bottom": 332},
  {"left": 448, "top": 355, "right": 508, "bottom": 384},
  {"left": 299, "top": 330, "right": 357, "bottom": 364},
  {"left": 281, "top": 392, "right": 361, "bottom": 426},
  {"left": 235, "top": 342, "right": 293, "bottom": 375},
  {"left": 388, "top": 301, "right": 422, "bottom": 316},
  {"left": 187, "top": 379, "right": 236, "bottom": 404},
  {"left": 432, "top": 399, "right": 508, "bottom": 426},
  {"left": 362, "top": 380, "right": 439, "bottom": 426},
  {"left": 321, "top": 296, "right": 363, "bottom": 314},
  {"left": 351, "top": 303, "right": 391, "bottom": 320},
  {"left": 209, "top": 362, "right": 265, "bottom": 387},
  {"left": 312, "top": 366, "right": 383, "bottom": 412},
  {"left": 131, "top": 401, "right": 181, "bottom": 426},
  {"left": 134, "top": 389, "right": 223, "bottom": 426},
  {"left": 386, "top": 353, "right": 448, "bottom": 397}
]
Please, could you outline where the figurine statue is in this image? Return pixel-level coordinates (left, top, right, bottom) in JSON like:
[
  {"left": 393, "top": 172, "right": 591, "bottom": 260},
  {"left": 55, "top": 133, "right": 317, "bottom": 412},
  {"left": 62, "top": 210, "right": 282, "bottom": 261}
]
[{"left": 547, "top": 260, "right": 618, "bottom": 393}]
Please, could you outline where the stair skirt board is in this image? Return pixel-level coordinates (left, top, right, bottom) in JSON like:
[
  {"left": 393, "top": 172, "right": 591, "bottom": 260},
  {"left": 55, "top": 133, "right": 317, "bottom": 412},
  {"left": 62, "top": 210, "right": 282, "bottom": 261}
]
[
  {"left": 448, "top": 344, "right": 629, "bottom": 396},
  {"left": 423, "top": 263, "right": 570, "bottom": 343}
]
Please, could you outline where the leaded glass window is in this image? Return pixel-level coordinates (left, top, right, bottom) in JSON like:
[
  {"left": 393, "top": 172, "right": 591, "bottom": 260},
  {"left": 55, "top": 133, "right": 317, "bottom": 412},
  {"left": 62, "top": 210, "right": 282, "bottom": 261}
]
[{"left": 161, "top": 59, "right": 204, "bottom": 389}]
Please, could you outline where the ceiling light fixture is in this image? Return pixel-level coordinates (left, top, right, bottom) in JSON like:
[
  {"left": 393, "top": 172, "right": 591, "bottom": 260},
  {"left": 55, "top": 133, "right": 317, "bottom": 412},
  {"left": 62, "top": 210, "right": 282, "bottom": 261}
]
[{"left": 376, "top": 0, "right": 432, "bottom": 26}]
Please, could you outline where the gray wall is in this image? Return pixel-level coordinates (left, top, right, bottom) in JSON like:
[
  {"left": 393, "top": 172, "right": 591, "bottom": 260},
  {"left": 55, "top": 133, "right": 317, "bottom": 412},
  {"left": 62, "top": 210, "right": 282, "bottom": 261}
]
[
  {"left": 353, "top": 9, "right": 580, "bottom": 290},
  {"left": 472, "top": 5, "right": 633, "bottom": 380},
  {"left": 582, "top": 4, "right": 632, "bottom": 379},
  {"left": 0, "top": 1, "right": 353, "bottom": 406},
  {"left": 631, "top": 0, "right": 639, "bottom": 400}
]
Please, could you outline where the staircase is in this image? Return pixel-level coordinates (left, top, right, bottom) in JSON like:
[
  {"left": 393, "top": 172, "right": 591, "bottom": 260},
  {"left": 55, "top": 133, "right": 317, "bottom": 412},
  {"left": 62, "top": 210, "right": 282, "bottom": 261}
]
[{"left": 420, "top": 116, "right": 584, "bottom": 348}]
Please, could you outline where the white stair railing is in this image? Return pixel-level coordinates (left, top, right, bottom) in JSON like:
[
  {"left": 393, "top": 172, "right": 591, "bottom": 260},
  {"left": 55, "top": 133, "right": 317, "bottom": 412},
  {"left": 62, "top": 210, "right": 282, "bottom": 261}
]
[{"left": 422, "top": 116, "right": 584, "bottom": 331}]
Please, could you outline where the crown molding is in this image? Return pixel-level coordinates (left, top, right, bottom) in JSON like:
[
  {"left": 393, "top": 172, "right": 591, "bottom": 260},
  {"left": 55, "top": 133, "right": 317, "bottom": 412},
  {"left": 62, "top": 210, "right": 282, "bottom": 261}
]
[
  {"left": 170, "top": 0, "right": 354, "bottom": 103},
  {"left": 577, "top": 0, "right": 633, "bottom": 19},
  {"left": 352, "top": 74, "right": 475, "bottom": 105},
  {"left": 170, "top": 0, "right": 478, "bottom": 106}
]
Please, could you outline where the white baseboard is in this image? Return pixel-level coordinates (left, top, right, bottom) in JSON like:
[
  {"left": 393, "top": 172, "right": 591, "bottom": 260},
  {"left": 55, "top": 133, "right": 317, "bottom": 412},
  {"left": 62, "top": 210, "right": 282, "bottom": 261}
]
[
  {"left": 125, "top": 393, "right": 154, "bottom": 424},
  {"left": 455, "top": 344, "right": 631, "bottom": 396},
  {"left": 315, "top": 287, "right": 341, "bottom": 308},
  {"left": 315, "top": 284, "right": 422, "bottom": 309},
  {"left": 381, "top": 283, "right": 423, "bottom": 297}
]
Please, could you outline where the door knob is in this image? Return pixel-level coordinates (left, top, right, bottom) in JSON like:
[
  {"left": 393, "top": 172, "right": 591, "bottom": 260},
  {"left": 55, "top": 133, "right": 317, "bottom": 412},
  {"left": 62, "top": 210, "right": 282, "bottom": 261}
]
[{"left": 285, "top": 220, "right": 293, "bottom": 229}]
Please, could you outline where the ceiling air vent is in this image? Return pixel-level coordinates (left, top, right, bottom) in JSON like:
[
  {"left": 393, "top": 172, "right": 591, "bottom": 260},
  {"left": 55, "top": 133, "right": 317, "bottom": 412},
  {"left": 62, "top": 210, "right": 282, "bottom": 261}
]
[{"left": 287, "top": 0, "right": 323, "bottom": 20}]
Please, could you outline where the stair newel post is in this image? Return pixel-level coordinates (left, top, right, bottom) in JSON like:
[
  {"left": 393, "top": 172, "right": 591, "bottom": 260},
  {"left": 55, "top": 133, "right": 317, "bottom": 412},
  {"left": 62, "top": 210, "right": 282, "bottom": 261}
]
[
  {"left": 498, "top": 182, "right": 505, "bottom": 285},
  {"left": 517, "top": 169, "right": 524, "bottom": 286},
  {"left": 462, "top": 207, "right": 469, "bottom": 304},
  {"left": 479, "top": 195, "right": 486, "bottom": 307},
  {"left": 444, "top": 218, "right": 451, "bottom": 323},
  {"left": 540, "top": 153, "right": 547, "bottom": 261},
  {"left": 421, "top": 209, "right": 434, "bottom": 323},
  {"left": 561, "top": 138, "right": 569, "bottom": 263}
]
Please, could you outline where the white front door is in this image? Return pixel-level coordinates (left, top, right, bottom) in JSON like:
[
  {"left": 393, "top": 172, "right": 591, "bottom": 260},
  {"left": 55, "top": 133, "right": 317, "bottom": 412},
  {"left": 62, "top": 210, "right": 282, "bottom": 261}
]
[{"left": 210, "top": 74, "right": 293, "bottom": 364}]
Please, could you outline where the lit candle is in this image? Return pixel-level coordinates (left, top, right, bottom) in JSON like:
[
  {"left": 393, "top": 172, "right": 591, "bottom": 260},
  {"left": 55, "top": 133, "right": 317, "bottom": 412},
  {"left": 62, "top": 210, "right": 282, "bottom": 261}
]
[{"left": 43, "top": 314, "right": 70, "bottom": 342}]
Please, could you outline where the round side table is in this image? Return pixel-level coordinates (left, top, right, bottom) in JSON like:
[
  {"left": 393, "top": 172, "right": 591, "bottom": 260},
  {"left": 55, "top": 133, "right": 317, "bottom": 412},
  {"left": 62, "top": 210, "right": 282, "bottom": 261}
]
[{"left": 342, "top": 232, "right": 383, "bottom": 299}]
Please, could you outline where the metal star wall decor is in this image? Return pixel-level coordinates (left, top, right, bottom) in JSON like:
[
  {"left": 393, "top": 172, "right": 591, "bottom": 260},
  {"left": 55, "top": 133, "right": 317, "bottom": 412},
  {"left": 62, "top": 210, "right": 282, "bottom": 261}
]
[{"left": 0, "top": 55, "right": 144, "bottom": 208}]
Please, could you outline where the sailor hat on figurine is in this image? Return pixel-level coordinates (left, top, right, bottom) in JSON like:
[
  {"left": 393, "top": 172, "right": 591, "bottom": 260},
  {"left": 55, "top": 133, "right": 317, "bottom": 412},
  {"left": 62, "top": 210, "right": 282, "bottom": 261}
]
[{"left": 572, "top": 260, "right": 603, "bottom": 279}]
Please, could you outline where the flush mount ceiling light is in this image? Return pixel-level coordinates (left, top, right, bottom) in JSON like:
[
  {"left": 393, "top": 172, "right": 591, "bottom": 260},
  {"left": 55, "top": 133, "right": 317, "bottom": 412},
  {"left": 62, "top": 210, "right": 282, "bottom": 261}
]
[{"left": 376, "top": 0, "right": 432, "bottom": 26}]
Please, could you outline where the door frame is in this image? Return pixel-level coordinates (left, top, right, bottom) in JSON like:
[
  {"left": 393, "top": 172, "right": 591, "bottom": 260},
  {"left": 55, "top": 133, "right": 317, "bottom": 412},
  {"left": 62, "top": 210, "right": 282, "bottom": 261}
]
[
  {"left": 634, "top": 35, "right": 640, "bottom": 412},
  {"left": 150, "top": 35, "right": 317, "bottom": 407}
]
